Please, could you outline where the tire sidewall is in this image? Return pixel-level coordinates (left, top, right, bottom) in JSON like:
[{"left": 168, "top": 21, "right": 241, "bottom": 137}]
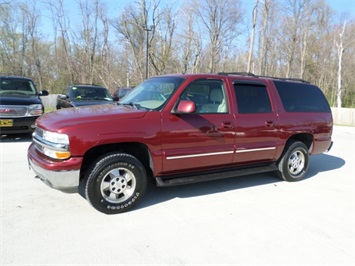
[
  {"left": 279, "top": 142, "right": 309, "bottom": 182},
  {"left": 85, "top": 153, "right": 147, "bottom": 214}
]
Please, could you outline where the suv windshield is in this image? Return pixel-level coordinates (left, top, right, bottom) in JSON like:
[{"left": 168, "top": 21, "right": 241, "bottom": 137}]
[
  {"left": 120, "top": 77, "right": 185, "bottom": 110},
  {"left": 0, "top": 78, "right": 37, "bottom": 96},
  {"left": 69, "top": 86, "right": 113, "bottom": 101}
]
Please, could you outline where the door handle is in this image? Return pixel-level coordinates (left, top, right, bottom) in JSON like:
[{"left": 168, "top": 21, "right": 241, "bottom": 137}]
[
  {"left": 265, "top": 121, "right": 274, "bottom": 127},
  {"left": 221, "top": 122, "right": 234, "bottom": 129}
]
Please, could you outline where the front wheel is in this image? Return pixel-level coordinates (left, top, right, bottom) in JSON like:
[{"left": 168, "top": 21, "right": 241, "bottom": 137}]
[
  {"left": 277, "top": 141, "right": 309, "bottom": 182},
  {"left": 85, "top": 153, "right": 147, "bottom": 214}
]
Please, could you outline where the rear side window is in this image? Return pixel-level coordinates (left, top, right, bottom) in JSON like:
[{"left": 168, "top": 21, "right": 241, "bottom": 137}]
[
  {"left": 274, "top": 81, "right": 330, "bottom": 112},
  {"left": 234, "top": 83, "right": 272, "bottom": 114}
]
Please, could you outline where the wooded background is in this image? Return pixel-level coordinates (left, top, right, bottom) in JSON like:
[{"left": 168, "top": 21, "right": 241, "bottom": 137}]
[{"left": 1, "top": 0, "right": 354, "bottom": 107}]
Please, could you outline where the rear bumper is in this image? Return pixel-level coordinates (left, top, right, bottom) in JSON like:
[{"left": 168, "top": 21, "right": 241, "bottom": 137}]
[
  {"left": 28, "top": 143, "right": 82, "bottom": 190},
  {"left": 326, "top": 141, "right": 333, "bottom": 152}
]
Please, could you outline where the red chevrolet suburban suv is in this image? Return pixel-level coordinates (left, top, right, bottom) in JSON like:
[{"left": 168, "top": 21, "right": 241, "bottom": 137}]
[{"left": 28, "top": 73, "right": 333, "bottom": 214}]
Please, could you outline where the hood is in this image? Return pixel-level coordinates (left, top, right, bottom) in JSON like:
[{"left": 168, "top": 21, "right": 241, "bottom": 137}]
[
  {"left": 36, "top": 104, "right": 148, "bottom": 131},
  {"left": 0, "top": 94, "right": 41, "bottom": 105},
  {"left": 71, "top": 100, "right": 114, "bottom": 107}
]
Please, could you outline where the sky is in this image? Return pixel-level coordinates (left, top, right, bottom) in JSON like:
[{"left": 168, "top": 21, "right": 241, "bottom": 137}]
[
  {"left": 6, "top": 0, "right": 355, "bottom": 39},
  {"left": 44, "top": 0, "right": 355, "bottom": 21},
  {"left": 99, "top": 0, "right": 355, "bottom": 18},
  {"left": 326, "top": 0, "right": 355, "bottom": 16},
  {"left": 46, "top": 0, "right": 355, "bottom": 40}
]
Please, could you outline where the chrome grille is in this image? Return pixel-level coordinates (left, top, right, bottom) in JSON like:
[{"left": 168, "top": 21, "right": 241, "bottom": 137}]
[
  {"left": 33, "top": 127, "right": 45, "bottom": 152},
  {"left": 34, "top": 127, "right": 44, "bottom": 138},
  {"left": 0, "top": 105, "right": 28, "bottom": 117}
]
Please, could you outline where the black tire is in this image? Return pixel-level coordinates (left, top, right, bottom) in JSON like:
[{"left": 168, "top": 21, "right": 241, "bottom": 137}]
[
  {"left": 277, "top": 141, "right": 309, "bottom": 182},
  {"left": 85, "top": 153, "right": 147, "bottom": 214}
]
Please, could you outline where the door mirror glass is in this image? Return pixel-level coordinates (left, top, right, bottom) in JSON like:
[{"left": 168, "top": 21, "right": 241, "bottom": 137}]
[{"left": 173, "top": 100, "right": 196, "bottom": 114}]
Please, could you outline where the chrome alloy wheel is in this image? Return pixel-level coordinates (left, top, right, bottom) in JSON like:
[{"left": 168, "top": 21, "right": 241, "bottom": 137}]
[
  {"left": 100, "top": 168, "right": 136, "bottom": 204},
  {"left": 287, "top": 150, "right": 305, "bottom": 176}
]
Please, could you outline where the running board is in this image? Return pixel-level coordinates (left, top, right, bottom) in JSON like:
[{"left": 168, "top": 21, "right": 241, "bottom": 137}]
[{"left": 155, "top": 164, "right": 278, "bottom": 187}]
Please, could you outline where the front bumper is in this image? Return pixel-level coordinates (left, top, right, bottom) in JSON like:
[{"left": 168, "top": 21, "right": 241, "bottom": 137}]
[
  {"left": 28, "top": 143, "right": 82, "bottom": 190},
  {"left": 0, "top": 116, "right": 38, "bottom": 134}
]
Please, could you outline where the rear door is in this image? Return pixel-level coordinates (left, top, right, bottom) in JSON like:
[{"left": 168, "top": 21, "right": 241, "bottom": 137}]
[
  {"left": 160, "top": 78, "right": 236, "bottom": 175},
  {"left": 232, "top": 81, "right": 280, "bottom": 164}
]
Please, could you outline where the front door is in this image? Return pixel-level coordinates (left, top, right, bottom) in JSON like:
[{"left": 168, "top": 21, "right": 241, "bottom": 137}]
[{"left": 160, "top": 79, "right": 235, "bottom": 175}]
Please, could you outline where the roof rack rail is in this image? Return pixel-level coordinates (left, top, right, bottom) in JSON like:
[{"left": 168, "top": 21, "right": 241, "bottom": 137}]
[
  {"left": 258, "top": 75, "right": 309, "bottom": 83},
  {"left": 216, "top": 72, "right": 309, "bottom": 83},
  {"left": 217, "top": 72, "right": 256, "bottom": 77}
]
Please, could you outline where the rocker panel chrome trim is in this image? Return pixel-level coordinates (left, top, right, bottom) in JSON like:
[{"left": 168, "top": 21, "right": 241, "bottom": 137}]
[
  {"left": 236, "top": 147, "right": 276, "bottom": 153},
  {"left": 166, "top": 151, "right": 234, "bottom": 160}
]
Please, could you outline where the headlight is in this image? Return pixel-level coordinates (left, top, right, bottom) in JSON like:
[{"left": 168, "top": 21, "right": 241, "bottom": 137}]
[
  {"left": 33, "top": 128, "right": 71, "bottom": 160},
  {"left": 43, "top": 131, "right": 69, "bottom": 145},
  {"left": 28, "top": 104, "right": 43, "bottom": 116}
]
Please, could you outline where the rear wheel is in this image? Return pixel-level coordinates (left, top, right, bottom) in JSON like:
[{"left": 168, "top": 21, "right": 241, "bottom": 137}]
[
  {"left": 85, "top": 153, "right": 147, "bottom": 214},
  {"left": 277, "top": 141, "right": 309, "bottom": 182}
]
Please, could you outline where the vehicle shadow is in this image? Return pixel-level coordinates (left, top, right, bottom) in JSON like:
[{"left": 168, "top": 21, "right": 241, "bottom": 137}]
[
  {"left": 307, "top": 154, "right": 345, "bottom": 178},
  {"left": 0, "top": 133, "right": 33, "bottom": 143},
  {"left": 76, "top": 153, "right": 345, "bottom": 212},
  {"left": 137, "top": 153, "right": 345, "bottom": 211}
]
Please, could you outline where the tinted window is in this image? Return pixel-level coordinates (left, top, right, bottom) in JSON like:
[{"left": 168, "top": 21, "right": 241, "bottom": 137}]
[
  {"left": 274, "top": 81, "right": 330, "bottom": 112},
  {"left": 234, "top": 84, "right": 271, "bottom": 114}
]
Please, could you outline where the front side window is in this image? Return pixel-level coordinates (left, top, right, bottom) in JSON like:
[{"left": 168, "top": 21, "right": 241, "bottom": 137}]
[
  {"left": 234, "top": 83, "right": 272, "bottom": 114},
  {"left": 180, "top": 79, "right": 228, "bottom": 113},
  {"left": 120, "top": 77, "right": 185, "bottom": 110}
]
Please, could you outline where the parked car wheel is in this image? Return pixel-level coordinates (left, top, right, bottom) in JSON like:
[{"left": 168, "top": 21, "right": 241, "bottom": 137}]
[
  {"left": 277, "top": 141, "right": 309, "bottom": 182},
  {"left": 85, "top": 153, "right": 147, "bottom": 214}
]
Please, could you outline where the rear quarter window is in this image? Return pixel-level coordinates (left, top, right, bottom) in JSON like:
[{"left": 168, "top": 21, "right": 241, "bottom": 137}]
[{"left": 273, "top": 81, "right": 330, "bottom": 112}]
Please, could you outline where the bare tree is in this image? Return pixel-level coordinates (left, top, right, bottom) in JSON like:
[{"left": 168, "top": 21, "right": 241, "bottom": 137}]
[
  {"left": 279, "top": 0, "right": 310, "bottom": 78},
  {"left": 247, "top": 0, "right": 258, "bottom": 73},
  {"left": 335, "top": 21, "right": 346, "bottom": 108},
  {"left": 44, "top": 0, "right": 75, "bottom": 85},
  {"left": 149, "top": 3, "right": 177, "bottom": 75},
  {"left": 178, "top": 3, "right": 203, "bottom": 73},
  {"left": 257, "top": 0, "right": 273, "bottom": 76},
  {"left": 19, "top": 0, "right": 45, "bottom": 87},
  {"left": 191, "top": 0, "right": 242, "bottom": 73},
  {"left": 74, "top": 0, "right": 101, "bottom": 83},
  {"left": 112, "top": 0, "right": 158, "bottom": 81},
  {"left": 1, "top": 0, "right": 354, "bottom": 107}
]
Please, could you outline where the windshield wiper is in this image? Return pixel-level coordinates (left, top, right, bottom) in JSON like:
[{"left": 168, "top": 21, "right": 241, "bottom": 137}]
[{"left": 119, "top": 102, "right": 141, "bottom": 109}]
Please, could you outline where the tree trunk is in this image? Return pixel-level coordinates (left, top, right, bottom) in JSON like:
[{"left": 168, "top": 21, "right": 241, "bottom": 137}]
[
  {"left": 247, "top": 0, "right": 258, "bottom": 73},
  {"left": 336, "top": 21, "right": 346, "bottom": 108}
]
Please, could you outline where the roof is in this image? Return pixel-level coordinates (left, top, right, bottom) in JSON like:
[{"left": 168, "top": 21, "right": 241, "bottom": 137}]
[{"left": 154, "top": 72, "right": 310, "bottom": 84}]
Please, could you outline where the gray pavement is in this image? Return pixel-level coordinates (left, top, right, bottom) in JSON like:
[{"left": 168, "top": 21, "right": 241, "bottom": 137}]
[{"left": 0, "top": 125, "right": 354, "bottom": 265}]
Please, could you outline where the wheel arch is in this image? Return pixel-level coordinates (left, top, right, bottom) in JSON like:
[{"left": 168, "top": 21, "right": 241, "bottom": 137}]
[
  {"left": 278, "top": 133, "right": 313, "bottom": 163},
  {"left": 80, "top": 142, "right": 153, "bottom": 181},
  {"left": 285, "top": 133, "right": 313, "bottom": 151}
]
